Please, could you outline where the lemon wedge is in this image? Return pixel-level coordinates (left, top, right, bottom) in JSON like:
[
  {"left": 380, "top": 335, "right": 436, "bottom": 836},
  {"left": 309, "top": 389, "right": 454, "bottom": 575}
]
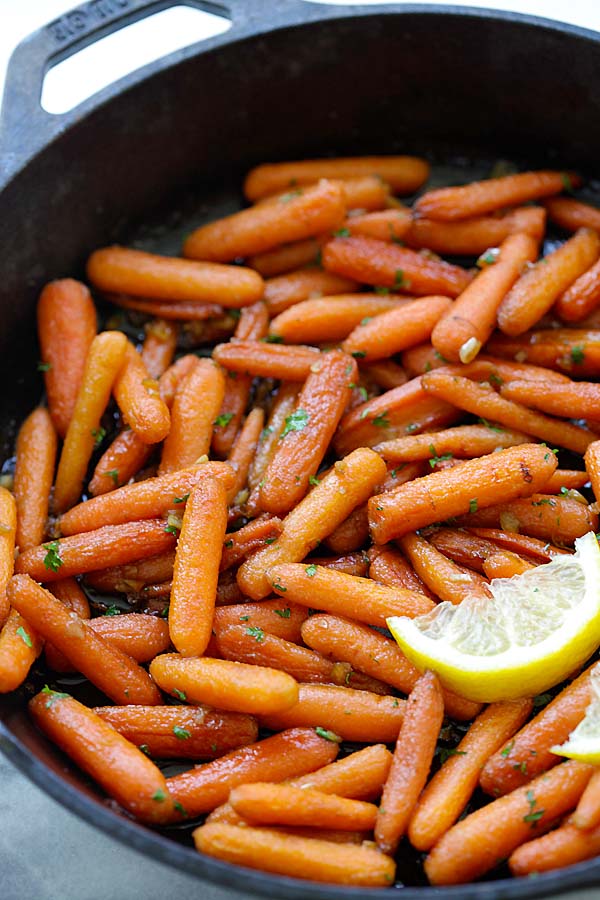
[
  {"left": 551, "top": 666, "right": 600, "bottom": 764},
  {"left": 387, "top": 532, "right": 600, "bottom": 703}
]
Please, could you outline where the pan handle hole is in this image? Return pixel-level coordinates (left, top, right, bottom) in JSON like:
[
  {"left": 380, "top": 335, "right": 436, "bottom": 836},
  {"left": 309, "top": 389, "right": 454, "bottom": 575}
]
[{"left": 41, "top": 6, "right": 231, "bottom": 115}]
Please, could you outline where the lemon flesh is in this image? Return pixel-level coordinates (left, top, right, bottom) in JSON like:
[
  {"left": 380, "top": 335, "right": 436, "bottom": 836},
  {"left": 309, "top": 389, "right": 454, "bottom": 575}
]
[
  {"left": 388, "top": 532, "right": 600, "bottom": 703},
  {"left": 551, "top": 666, "right": 600, "bottom": 764}
]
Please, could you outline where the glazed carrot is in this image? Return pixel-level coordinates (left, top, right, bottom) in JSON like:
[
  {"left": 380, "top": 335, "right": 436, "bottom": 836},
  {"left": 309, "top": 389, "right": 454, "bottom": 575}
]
[
  {"left": 466, "top": 527, "right": 571, "bottom": 561},
  {"left": 248, "top": 384, "right": 300, "bottom": 494},
  {"left": 301, "top": 615, "right": 480, "bottom": 722},
  {"left": 572, "top": 769, "right": 600, "bottom": 830},
  {"left": 113, "top": 342, "right": 170, "bottom": 443},
  {"left": 343, "top": 295, "right": 452, "bottom": 361},
  {"left": 49, "top": 577, "right": 91, "bottom": 617},
  {"left": 406, "top": 207, "right": 546, "bottom": 255},
  {"left": 106, "top": 294, "right": 224, "bottom": 320},
  {"left": 159, "top": 359, "right": 225, "bottom": 474},
  {"left": 230, "top": 782, "right": 378, "bottom": 830},
  {"left": 184, "top": 181, "right": 346, "bottom": 261},
  {"left": 415, "top": 170, "right": 578, "bottom": 221},
  {"left": 376, "top": 671, "right": 444, "bottom": 855},
  {"left": 268, "top": 563, "right": 433, "bottom": 625},
  {"left": 29, "top": 691, "right": 170, "bottom": 822},
  {"left": 260, "top": 684, "right": 405, "bottom": 742},
  {"left": 362, "top": 360, "right": 408, "bottom": 390},
  {"left": 0, "top": 609, "right": 42, "bottom": 692},
  {"left": 323, "top": 235, "right": 471, "bottom": 297},
  {"left": 401, "top": 342, "right": 447, "bottom": 377},
  {"left": 444, "top": 355, "right": 571, "bottom": 385},
  {"left": 497, "top": 228, "right": 600, "bottom": 335},
  {"left": 0, "top": 487, "right": 16, "bottom": 626},
  {"left": 84, "top": 550, "right": 177, "bottom": 593},
  {"left": 537, "top": 469, "right": 589, "bottom": 494},
  {"left": 369, "top": 443, "right": 557, "bottom": 544},
  {"left": 217, "top": 516, "right": 283, "bottom": 571},
  {"left": 408, "top": 699, "right": 534, "bottom": 852},
  {"left": 425, "top": 760, "right": 593, "bottom": 885},
  {"left": 8, "top": 575, "right": 161, "bottom": 705},
  {"left": 482, "top": 551, "right": 535, "bottom": 579},
  {"left": 258, "top": 351, "right": 355, "bottom": 515},
  {"left": 264, "top": 268, "right": 359, "bottom": 316},
  {"left": 87, "top": 246, "right": 263, "bottom": 306},
  {"left": 94, "top": 705, "right": 258, "bottom": 759},
  {"left": 150, "top": 654, "right": 298, "bottom": 715},
  {"left": 194, "top": 823, "right": 396, "bottom": 887},
  {"left": 586, "top": 439, "right": 600, "bottom": 501},
  {"left": 269, "top": 294, "right": 404, "bottom": 344},
  {"left": 554, "top": 258, "right": 600, "bottom": 322},
  {"left": 12, "top": 408, "right": 57, "bottom": 552},
  {"left": 226, "top": 408, "right": 265, "bottom": 504},
  {"left": 244, "top": 155, "right": 429, "bottom": 200},
  {"left": 431, "top": 233, "right": 539, "bottom": 363},
  {"left": 140, "top": 318, "right": 178, "bottom": 379},
  {"left": 457, "top": 494, "right": 597, "bottom": 545},
  {"left": 214, "top": 600, "right": 309, "bottom": 643},
  {"left": 428, "top": 528, "right": 510, "bottom": 571},
  {"left": 500, "top": 378, "right": 600, "bottom": 421},
  {"left": 487, "top": 328, "right": 600, "bottom": 378},
  {"left": 308, "top": 552, "right": 369, "bottom": 578},
  {"left": 368, "top": 545, "right": 435, "bottom": 598},
  {"left": 324, "top": 505, "right": 370, "bottom": 555},
  {"left": 329, "top": 175, "right": 390, "bottom": 211},
  {"left": 46, "top": 613, "right": 171, "bottom": 672},
  {"left": 237, "top": 446, "right": 386, "bottom": 599},
  {"left": 544, "top": 195, "right": 600, "bottom": 233},
  {"left": 345, "top": 208, "right": 412, "bottom": 242},
  {"left": 213, "top": 340, "right": 321, "bottom": 381},
  {"left": 509, "top": 820, "right": 600, "bottom": 876},
  {"left": 248, "top": 237, "right": 324, "bottom": 276},
  {"left": 166, "top": 728, "right": 339, "bottom": 818},
  {"left": 374, "top": 423, "right": 530, "bottom": 463},
  {"left": 480, "top": 664, "right": 598, "bottom": 796},
  {"left": 170, "top": 479, "right": 227, "bottom": 657},
  {"left": 37, "top": 279, "right": 97, "bottom": 437},
  {"left": 398, "top": 533, "right": 490, "bottom": 605},
  {"left": 421, "top": 370, "right": 594, "bottom": 454},
  {"left": 53, "top": 331, "right": 128, "bottom": 514}
]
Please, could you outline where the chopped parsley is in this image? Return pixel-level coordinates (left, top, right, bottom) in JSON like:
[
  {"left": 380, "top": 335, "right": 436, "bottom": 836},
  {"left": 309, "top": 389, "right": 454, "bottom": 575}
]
[
  {"left": 173, "top": 688, "right": 187, "bottom": 702},
  {"left": 214, "top": 413, "right": 234, "bottom": 428},
  {"left": 273, "top": 581, "right": 287, "bottom": 593},
  {"left": 394, "top": 269, "right": 411, "bottom": 289},
  {"left": 372, "top": 412, "right": 390, "bottom": 429},
  {"left": 91, "top": 426, "right": 106, "bottom": 447},
  {"left": 37, "top": 361, "right": 52, "bottom": 372},
  {"left": 570, "top": 345, "right": 585, "bottom": 365},
  {"left": 351, "top": 350, "right": 367, "bottom": 359},
  {"left": 262, "top": 334, "right": 284, "bottom": 344},
  {"left": 406, "top": 423, "right": 419, "bottom": 434},
  {"left": 152, "top": 790, "right": 167, "bottom": 803},
  {"left": 374, "top": 286, "right": 390, "bottom": 296},
  {"left": 246, "top": 625, "right": 265, "bottom": 642},
  {"left": 333, "top": 227, "right": 351, "bottom": 238},
  {"left": 280, "top": 409, "right": 310, "bottom": 438},
  {"left": 477, "top": 418, "right": 504, "bottom": 433},
  {"left": 315, "top": 727, "right": 342, "bottom": 743},
  {"left": 477, "top": 247, "right": 500, "bottom": 267},
  {"left": 41, "top": 686, "right": 70, "bottom": 708},
  {"left": 16, "top": 626, "right": 32, "bottom": 648},
  {"left": 438, "top": 748, "right": 467, "bottom": 765},
  {"left": 305, "top": 564, "right": 318, "bottom": 578},
  {"left": 274, "top": 608, "right": 291, "bottom": 618},
  {"left": 224, "top": 539, "right": 234, "bottom": 549},
  {"left": 429, "top": 445, "right": 453, "bottom": 468},
  {"left": 103, "top": 604, "right": 121, "bottom": 616},
  {"left": 523, "top": 789, "right": 545, "bottom": 826},
  {"left": 173, "top": 725, "right": 191, "bottom": 740},
  {"left": 279, "top": 189, "right": 302, "bottom": 203},
  {"left": 43, "top": 541, "right": 63, "bottom": 573},
  {"left": 309, "top": 475, "right": 320, "bottom": 486},
  {"left": 104, "top": 469, "right": 120, "bottom": 486},
  {"left": 469, "top": 498, "right": 478, "bottom": 514},
  {"left": 501, "top": 740, "right": 515, "bottom": 758}
]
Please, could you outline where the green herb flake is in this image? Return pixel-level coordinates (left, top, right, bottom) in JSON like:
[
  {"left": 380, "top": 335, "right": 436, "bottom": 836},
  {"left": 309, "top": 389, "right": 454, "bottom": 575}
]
[
  {"left": 532, "top": 498, "right": 554, "bottom": 507},
  {"left": 91, "top": 426, "right": 106, "bottom": 447},
  {"left": 434, "top": 350, "right": 448, "bottom": 363},
  {"left": 104, "top": 604, "right": 120, "bottom": 616},
  {"left": 173, "top": 492, "right": 190, "bottom": 505},
  {"left": 394, "top": 269, "right": 411, "bottom": 289},
  {"left": 37, "top": 361, "right": 52, "bottom": 372},
  {"left": 279, "top": 189, "right": 303, "bottom": 203},
  {"left": 560, "top": 172, "right": 575, "bottom": 194},
  {"left": 501, "top": 740, "right": 515, "bottom": 758},
  {"left": 16, "top": 626, "right": 33, "bottom": 648},
  {"left": 139, "top": 744, "right": 151, "bottom": 756},
  {"left": 351, "top": 350, "right": 367, "bottom": 359},
  {"left": 164, "top": 523, "right": 180, "bottom": 535},
  {"left": 43, "top": 541, "right": 63, "bottom": 573},
  {"left": 274, "top": 608, "right": 291, "bottom": 618},
  {"left": 406, "top": 423, "right": 419, "bottom": 434},
  {"left": 523, "top": 789, "right": 545, "bottom": 826},
  {"left": 224, "top": 539, "right": 234, "bottom": 549},
  {"left": 429, "top": 445, "right": 453, "bottom": 468},
  {"left": 239, "top": 615, "right": 250, "bottom": 622},
  {"left": 533, "top": 692, "right": 552, "bottom": 708},
  {"left": 214, "top": 413, "right": 234, "bottom": 428},
  {"left": 273, "top": 581, "right": 287, "bottom": 593},
  {"left": 488, "top": 373, "right": 504, "bottom": 387},
  {"left": 305, "top": 564, "right": 318, "bottom": 578},
  {"left": 173, "top": 801, "right": 188, "bottom": 817},
  {"left": 104, "top": 469, "right": 120, "bottom": 486},
  {"left": 570, "top": 345, "right": 585, "bottom": 365},
  {"left": 152, "top": 790, "right": 167, "bottom": 803},
  {"left": 173, "top": 688, "right": 187, "bottom": 702},
  {"left": 264, "top": 537, "right": 276, "bottom": 545},
  {"left": 173, "top": 725, "right": 191, "bottom": 740},
  {"left": 477, "top": 418, "right": 504, "bottom": 433},
  {"left": 315, "top": 727, "right": 342, "bottom": 743},
  {"left": 280, "top": 409, "right": 310, "bottom": 438},
  {"left": 262, "top": 333, "right": 284, "bottom": 344},
  {"left": 372, "top": 412, "right": 390, "bottom": 428},
  {"left": 374, "top": 286, "right": 390, "bottom": 296},
  {"left": 246, "top": 625, "right": 265, "bottom": 643},
  {"left": 438, "top": 748, "right": 468, "bottom": 765},
  {"left": 41, "top": 686, "right": 70, "bottom": 708},
  {"left": 309, "top": 475, "right": 320, "bottom": 487},
  {"left": 476, "top": 248, "right": 501, "bottom": 268},
  {"left": 333, "top": 227, "right": 351, "bottom": 238},
  {"left": 360, "top": 316, "right": 372, "bottom": 327},
  {"left": 469, "top": 498, "right": 478, "bottom": 514}
]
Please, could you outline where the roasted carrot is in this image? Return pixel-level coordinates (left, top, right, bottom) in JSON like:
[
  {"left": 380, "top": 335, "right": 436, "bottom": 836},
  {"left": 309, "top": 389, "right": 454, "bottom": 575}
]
[
  {"left": 487, "top": 328, "right": 600, "bottom": 378},
  {"left": 0, "top": 608, "right": 42, "bottom": 692},
  {"left": 12, "top": 408, "right": 56, "bottom": 552},
  {"left": 482, "top": 551, "right": 534, "bottom": 579},
  {"left": 428, "top": 527, "right": 511, "bottom": 571},
  {"left": 88, "top": 246, "right": 263, "bottom": 306},
  {"left": 431, "top": 233, "right": 539, "bottom": 363},
  {"left": 105, "top": 293, "right": 225, "bottom": 320},
  {"left": 509, "top": 820, "right": 600, "bottom": 876},
  {"left": 572, "top": 768, "right": 600, "bottom": 830},
  {"left": 554, "top": 258, "right": 600, "bottom": 323},
  {"left": 324, "top": 505, "right": 370, "bottom": 555},
  {"left": 37, "top": 279, "right": 97, "bottom": 438},
  {"left": 194, "top": 823, "right": 396, "bottom": 886},
  {"left": 497, "top": 228, "right": 600, "bottom": 335},
  {"left": 458, "top": 494, "right": 597, "bottom": 545},
  {"left": 247, "top": 384, "right": 300, "bottom": 496},
  {"left": 323, "top": 235, "right": 471, "bottom": 297},
  {"left": 362, "top": 360, "right": 408, "bottom": 390},
  {"left": 376, "top": 671, "right": 444, "bottom": 855},
  {"left": 237, "top": 446, "right": 386, "bottom": 599},
  {"left": 368, "top": 545, "right": 436, "bottom": 598},
  {"left": 268, "top": 294, "right": 404, "bottom": 344},
  {"left": 466, "top": 527, "right": 571, "bottom": 562},
  {"left": 374, "top": 423, "right": 529, "bottom": 463},
  {"left": 415, "top": 170, "right": 578, "bottom": 221},
  {"left": 94, "top": 705, "right": 258, "bottom": 759},
  {"left": 184, "top": 180, "right": 346, "bottom": 261},
  {"left": 345, "top": 208, "right": 412, "bottom": 242},
  {"left": 586, "top": 439, "right": 600, "bottom": 502},
  {"left": 258, "top": 350, "right": 355, "bottom": 515},
  {"left": 260, "top": 683, "right": 405, "bottom": 742},
  {"left": 406, "top": 207, "right": 546, "bottom": 255},
  {"left": 264, "top": 268, "right": 359, "bottom": 316},
  {"left": 226, "top": 408, "right": 264, "bottom": 504},
  {"left": 229, "top": 782, "right": 377, "bottom": 831},
  {"left": 304, "top": 552, "right": 370, "bottom": 578},
  {"left": 425, "top": 760, "right": 593, "bottom": 885},
  {"left": 8, "top": 575, "right": 161, "bottom": 705},
  {"left": 213, "top": 340, "right": 321, "bottom": 382},
  {"left": 398, "top": 533, "right": 490, "bottom": 605},
  {"left": 29, "top": 691, "right": 170, "bottom": 822},
  {"left": 342, "top": 295, "right": 452, "bottom": 362},
  {"left": 214, "top": 600, "right": 308, "bottom": 643},
  {"left": 544, "top": 195, "right": 600, "bottom": 233},
  {"left": 421, "top": 369, "right": 594, "bottom": 455},
  {"left": 113, "top": 342, "right": 170, "bottom": 443},
  {"left": 248, "top": 237, "right": 324, "bottom": 276},
  {"left": 500, "top": 378, "right": 600, "bottom": 421},
  {"left": 84, "top": 550, "right": 176, "bottom": 594},
  {"left": 440, "top": 355, "right": 571, "bottom": 385},
  {"left": 331, "top": 175, "right": 390, "bottom": 211},
  {"left": 0, "top": 486, "right": 17, "bottom": 626},
  {"left": 53, "top": 330, "right": 128, "bottom": 513},
  {"left": 369, "top": 443, "right": 557, "bottom": 544},
  {"left": 140, "top": 318, "right": 178, "bottom": 379},
  {"left": 535, "top": 469, "right": 589, "bottom": 494}
]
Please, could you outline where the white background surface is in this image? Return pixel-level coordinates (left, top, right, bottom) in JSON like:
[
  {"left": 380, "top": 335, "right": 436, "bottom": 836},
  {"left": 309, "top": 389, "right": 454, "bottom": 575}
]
[{"left": 3, "top": 1, "right": 600, "bottom": 898}]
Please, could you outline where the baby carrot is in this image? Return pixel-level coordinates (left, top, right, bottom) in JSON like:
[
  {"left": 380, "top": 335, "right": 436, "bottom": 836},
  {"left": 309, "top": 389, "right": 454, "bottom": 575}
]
[
  {"left": 106, "top": 294, "right": 224, "bottom": 320},
  {"left": 87, "top": 246, "right": 263, "bottom": 306},
  {"left": 264, "top": 268, "right": 359, "bottom": 316},
  {"left": 501, "top": 378, "right": 600, "bottom": 421},
  {"left": 218, "top": 515, "right": 283, "bottom": 570},
  {"left": 167, "top": 727, "right": 339, "bottom": 818},
  {"left": 480, "top": 664, "right": 597, "bottom": 796},
  {"left": 226, "top": 408, "right": 264, "bottom": 504},
  {"left": 408, "top": 699, "right": 533, "bottom": 851},
  {"left": 369, "top": 443, "right": 557, "bottom": 544},
  {"left": 415, "top": 170, "right": 578, "bottom": 221},
  {"left": 260, "top": 683, "right": 405, "bottom": 742},
  {"left": 0, "top": 609, "right": 41, "bottom": 692},
  {"left": 431, "top": 233, "right": 539, "bottom": 363},
  {"left": 53, "top": 331, "right": 128, "bottom": 514},
  {"left": 37, "top": 278, "right": 97, "bottom": 437},
  {"left": 258, "top": 350, "right": 355, "bottom": 515},
  {"left": 368, "top": 545, "right": 435, "bottom": 597},
  {"left": 248, "top": 237, "right": 324, "bottom": 276},
  {"left": 572, "top": 768, "right": 600, "bottom": 830},
  {"left": 323, "top": 235, "right": 471, "bottom": 297},
  {"left": 586, "top": 439, "right": 600, "bottom": 503},
  {"left": 150, "top": 654, "right": 298, "bottom": 715},
  {"left": 429, "top": 527, "right": 512, "bottom": 571},
  {"left": 482, "top": 551, "right": 534, "bottom": 579},
  {"left": 113, "top": 342, "right": 170, "bottom": 443},
  {"left": 269, "top": 294, "right": 403, "bottom": 344},
  {"left": 170, "top": 478, "right": 227, "bottom": 657},
  {"left": 324, "top": 506, "right": 370, "bottom": 555},
  {"left": 184, "top": 180, "right": 346, "bottom": 261},
  {"left": 466, "top": 527, "right": 571, "bottom": 562},
  {"left": 213, "top": 340, "right": 321, "bottom": 382},
  {"left": 88, "top": 428, "right": 152, "bottom": 495},
  {"left": 487, "top": 328, "right": 600, "bottom": 378},
  {"left": 342, "top": 295, "right": 452, "bottom": 361},
  {"left": 12, "top": 408, "right": 56, "bottom": 553},
  {"left": 159, "top": 359, "right": 225, "bottom": 474},
  {"left": 398, "top": 533, "right": 490, "bottom": 605},
  {"left": 214, "top": 599, "right": 308, "bottom": 642},
  {"left": 406, "top": 206, "right": 546, "bottom": 255},
  {"left": 46, "top": 613, "right": 170, "bottom": 672},
  {"left": 425, "top": 760, "right": 593, "bottom": 885},
  {"left": 140, "top": 318, "right": 178, "bottom": 379},
  {"left": 509, "top": 821, "right": 600, "bottom": 876},
  {"left": 268, "top": 563, "right": 434, "bottom": 625},
  {"left": 345, "top": 208, "right": 412, "bottom": 242},
  {"left": 0, "top": 487, "right": 17, "bottom": 626},
  {"left": 458, "top": 494, "right": 597, "bottom": 545},
  {"left": 374, "top": 423, "right": 529, "bottom": 463},
  {"left": 237, "top": 446, "right": 386, "bottom": 599},
  {"left": 376, "top": 671, "right": 444, "bottom": 855},
  {"left": 331, "top": 175, "right": 389, "bottom": 211},
  {"left": 229, "top": 782, "right": 377, "bottom": 831},
  {"left": 194, "top": 823, "right": 396, "bottom": 886},
  {"left": 8, "top": 575, "right": 161, "bottom": 705},
  {"left": 94, "top": 705, "right": 258, "bottom": 759},
  {"left": 498, "top": 228, "right": 600, "bottom": 335},
  {"left": 362, "top": 360, "right": 408, "bottom": 390},
  {"left": 58, "top": 462, "right": 234, "bottom": 534},
  {"left": 554, "top": 258, "right": 600, "bottom": 323},
  {"left": 421, "top": 369, "right": 594, "bottom": 454},
  {"left": 29, "top": 691, "right": 170, "bottom": 822},
  {"left": 544, "top": 195, "right": 600, "bottom": 233}
]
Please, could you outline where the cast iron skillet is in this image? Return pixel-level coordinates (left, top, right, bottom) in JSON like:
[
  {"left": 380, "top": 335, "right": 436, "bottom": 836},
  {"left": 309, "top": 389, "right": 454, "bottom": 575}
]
[{"left": 2, "top": 1, "right": 600, "bottom": 896}]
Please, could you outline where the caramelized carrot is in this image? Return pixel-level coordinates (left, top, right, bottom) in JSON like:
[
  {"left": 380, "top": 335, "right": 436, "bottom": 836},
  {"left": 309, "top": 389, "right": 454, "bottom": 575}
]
[
  {"left": 248, "top": 237, "right": 324, "bottom": 276},
  {"left": 398, "top": 533, "right": 490, "bottom": 605},
  {"left": 544, "top": 195, "right": 600, "bottom": 233},
  {"left": 140, "top": 318, "right": 178, "bottom": 379},
  {"left": 487, "top": 328, "right": 600, "bottom": 378},
  {"left": 342, "top": 295, "right": 452, "bottom": 361},
  {"left": 509, "top": 821, "right": 600, "bottom": 876},
  {"left": 12, "top": 409, "right": 56, "bottom": 552},
  {"left": 374, "top": 423, "right": 529, "bottom": 463},
  {"left": 230, "top": 782, "right": 378, "bottom": 830},
  {"left": 482, "top": 551, "right": 534, "bottom": 579},
  {"left": 269, "top": 294, "right": 403, "bottom": 344},
  {"left": 345, "top": 208, "right": 412, "bottom": 242},
  {"left": 406, "top": 207, "right": 546, "bottom": 255},
  {"left": 466, "top": 527, "right": 571, "bottom": 561},
  {"left": 113, "top": 342, "right": 170, "bottom": 443},
  {"left": 213, "top": 340, "right": 321, "bottom": 382},
  {"left": 226, "top": 407, "right": 265, "bottom": 504},
  {"left": 214, "top": 600, "right": 308, "bottom": 643},
  {"left": 0, "top": 487, "right": 17, "bottom": 626},
  {"left": 264, "top": 268, "right": 359, "bottom": 316},
  {"left": 555, "top": 258, "right": 600, "bottom": 322},
  {"left": 324, "top": 505, "right": 370, "bottom": 555},
  {"left": 572, "top": 768, "right": 600, "bottom": 830},
  {"left": 106, "top": 294, "right": 224, "bottom": 320},
  {"left": 248, "top": 384, "right": 300, "bottom": 495},
  {"left": 0, "top": 608, "right": 42, "bottom": 692},
  {"left": 368, "top": 545, "right": 436, "bottom": 598},
  {"left": 500, "top": 378, "right": 600, "bottom": 421},
  {"left": 458, "top": 494, "right": 597, "bottom": 545}
]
